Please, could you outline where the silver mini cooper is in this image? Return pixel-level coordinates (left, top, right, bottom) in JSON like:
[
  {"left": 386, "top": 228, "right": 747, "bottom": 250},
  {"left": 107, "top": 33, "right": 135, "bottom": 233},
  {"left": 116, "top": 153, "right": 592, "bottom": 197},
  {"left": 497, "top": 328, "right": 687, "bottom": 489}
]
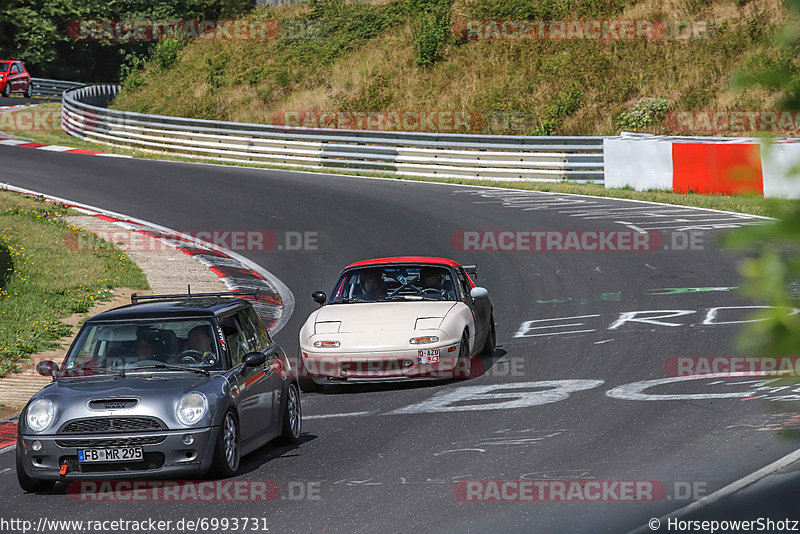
[{"left": 16, "top": 291, "right": 302, "bottom": 491}]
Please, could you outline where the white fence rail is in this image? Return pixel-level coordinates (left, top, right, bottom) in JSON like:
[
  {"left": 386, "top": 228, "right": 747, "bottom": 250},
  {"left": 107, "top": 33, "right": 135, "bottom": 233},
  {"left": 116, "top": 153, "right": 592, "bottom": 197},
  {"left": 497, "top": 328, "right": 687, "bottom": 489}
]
[{"left": 61, "top": 84, "right": 605, "bottom": 182}]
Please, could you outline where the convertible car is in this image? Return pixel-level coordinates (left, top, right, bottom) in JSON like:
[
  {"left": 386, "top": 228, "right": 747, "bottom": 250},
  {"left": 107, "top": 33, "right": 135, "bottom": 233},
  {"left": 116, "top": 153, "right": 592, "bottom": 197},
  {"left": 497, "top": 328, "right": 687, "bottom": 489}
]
[
  {"left": 17, "top": 291, "right": 301, "bottom": 491},
  {"left": 298, "top": 257, "right": 495, "bottom": 391}
]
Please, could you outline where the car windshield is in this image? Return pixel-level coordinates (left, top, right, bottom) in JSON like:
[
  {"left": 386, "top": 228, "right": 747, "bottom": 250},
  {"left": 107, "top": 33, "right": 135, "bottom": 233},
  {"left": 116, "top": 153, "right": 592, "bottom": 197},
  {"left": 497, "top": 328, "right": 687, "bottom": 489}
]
[
  {"left": 59, "top": 319, "right": 223, "bottom": 377},
  {"left": 0, "top": 62, "right": 9, "bottom": 72},
  {"left": 330, "top": 265, "right": 458, "bottom": 303}
]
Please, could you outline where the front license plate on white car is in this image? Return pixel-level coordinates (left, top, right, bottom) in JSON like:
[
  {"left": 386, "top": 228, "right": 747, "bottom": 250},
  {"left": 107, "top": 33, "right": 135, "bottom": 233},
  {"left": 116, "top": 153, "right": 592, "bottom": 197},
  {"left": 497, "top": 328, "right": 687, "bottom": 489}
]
[
  {"left": 78, "top": 447, "right": 143, "bottom": 463},
  {"left": 418, "top": 349, "right": 440, "bottom": 364}
]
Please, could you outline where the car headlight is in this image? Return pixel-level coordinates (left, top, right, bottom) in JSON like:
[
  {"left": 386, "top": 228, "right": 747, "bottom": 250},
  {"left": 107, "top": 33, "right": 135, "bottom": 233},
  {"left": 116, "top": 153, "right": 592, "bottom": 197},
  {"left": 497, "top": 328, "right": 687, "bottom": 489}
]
[
  {"left": 26, "top": 399, "right": 55, "bottom": 432},
  {"left": 410, "top": 336, "right": 439, "bottom": 344},
  {"left": 176, "top": 392, "right": 207, "bottom": 426},
  {"left": 313, "top": 340, "right": 340, "bottom": 348}
]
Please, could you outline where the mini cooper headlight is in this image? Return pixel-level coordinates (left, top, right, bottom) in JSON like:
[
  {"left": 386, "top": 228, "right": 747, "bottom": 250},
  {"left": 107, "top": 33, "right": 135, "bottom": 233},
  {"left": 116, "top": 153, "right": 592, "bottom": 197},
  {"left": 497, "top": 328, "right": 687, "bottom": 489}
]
[
  {"left": 26, "top": 399, "right": 55, "bottom": 432},
  {"left": 177, "top": 392, "right": 207, "bottom": 426},
  {"left": 410, "top": 336, "right": 439, "bottom": 345}
]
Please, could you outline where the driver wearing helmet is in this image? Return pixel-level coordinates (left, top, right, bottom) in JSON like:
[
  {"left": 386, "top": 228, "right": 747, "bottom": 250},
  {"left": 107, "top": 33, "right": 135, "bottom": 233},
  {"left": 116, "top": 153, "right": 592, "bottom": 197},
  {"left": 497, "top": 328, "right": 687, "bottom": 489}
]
[
  {"left": 420, "top": 267, "right": 455, "bottom": 299},
  {"left": 359, "top": 269, "right": 386, "bottom": 301}
]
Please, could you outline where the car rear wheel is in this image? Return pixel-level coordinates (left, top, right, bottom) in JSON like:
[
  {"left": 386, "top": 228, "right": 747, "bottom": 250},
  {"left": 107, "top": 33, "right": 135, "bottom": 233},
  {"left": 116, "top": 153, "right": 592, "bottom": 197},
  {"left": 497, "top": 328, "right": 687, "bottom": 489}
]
[
  {"left": 212, "top": 410, "right": 240, "bottom": 478},
  {"left": 24, "top": 82, "right": 32, "bottom": 98},
  {"left": 16, "top": 440, "right": 54, "bottom": 492},
  {"left": 482, "top": 314, "right": 496, "bottom": 357},
  {"left": 456, "top": 331, "right": 471, "bottom": 379},
  {"left": 278, "top": 383, "right": 302, "bottom": 444}
]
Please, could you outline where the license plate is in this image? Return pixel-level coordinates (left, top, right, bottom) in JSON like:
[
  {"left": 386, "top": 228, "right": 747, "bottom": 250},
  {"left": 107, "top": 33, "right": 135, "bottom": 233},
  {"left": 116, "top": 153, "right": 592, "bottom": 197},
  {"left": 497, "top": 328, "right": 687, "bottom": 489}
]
[
  {"left": 418, "top": 349, "right": 440, "bottom": 364},
  {"left": 78, "top": 447, "right": 143, "bottom": 463}
]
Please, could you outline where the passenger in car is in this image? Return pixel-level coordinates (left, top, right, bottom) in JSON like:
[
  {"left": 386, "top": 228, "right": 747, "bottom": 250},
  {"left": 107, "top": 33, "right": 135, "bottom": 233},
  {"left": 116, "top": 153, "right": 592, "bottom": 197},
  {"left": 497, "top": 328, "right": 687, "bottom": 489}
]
[
  {"left": 136, "top": 328, "right": 159, "bottom": 359},
  {"left": 359, "top": 270, "right": 386, "bottom": 301}
]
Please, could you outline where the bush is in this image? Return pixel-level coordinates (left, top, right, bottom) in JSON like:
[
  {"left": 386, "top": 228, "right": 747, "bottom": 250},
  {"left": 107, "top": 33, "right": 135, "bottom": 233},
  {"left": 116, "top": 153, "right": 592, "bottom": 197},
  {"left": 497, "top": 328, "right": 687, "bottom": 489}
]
[
  {"left": 205, "top": 53, "right": 229, "bottom": 89},
  {"left": 615, "top": 97, "right": 669, "bottom": 131},
  {"left": 411, "top": 0, "right": 452, "bottom": 66},
  {"left": 151, "top": 39, "right": 186, "bottom": 71}
]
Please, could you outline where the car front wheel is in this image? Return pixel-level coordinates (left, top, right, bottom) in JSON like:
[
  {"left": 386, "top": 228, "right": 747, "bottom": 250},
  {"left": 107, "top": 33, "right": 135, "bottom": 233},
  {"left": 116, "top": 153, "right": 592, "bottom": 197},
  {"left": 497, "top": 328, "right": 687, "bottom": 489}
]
[
  {"left": 212, "top": 410, "right": 240, "bottom": 478},
  {"left": 279, "top": 383, "right": 302, "bottom": 444},
  {"left": 2, "top": 84, "right": 10, "bottom": 98},
  {"left": 456, "top": 331, "right": 471, "bottom": 379}
]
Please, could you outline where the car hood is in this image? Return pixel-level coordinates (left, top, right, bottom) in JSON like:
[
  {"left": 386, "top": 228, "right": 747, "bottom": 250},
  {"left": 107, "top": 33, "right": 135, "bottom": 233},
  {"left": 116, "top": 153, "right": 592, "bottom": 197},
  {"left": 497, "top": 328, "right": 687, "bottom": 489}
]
[
  {"left": 315, "top": 301, "right": 456, "bottom": 332},
  {"left": 25, "top": 373, "right": 222, "bottom": 434}
]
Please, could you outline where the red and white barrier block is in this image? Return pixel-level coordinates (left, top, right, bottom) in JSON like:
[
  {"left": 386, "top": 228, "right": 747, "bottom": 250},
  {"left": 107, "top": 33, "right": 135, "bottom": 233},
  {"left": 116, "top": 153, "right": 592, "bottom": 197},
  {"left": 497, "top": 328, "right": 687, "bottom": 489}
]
[{"left": 604, "top": 134, "right": 800, "bottom": 198}]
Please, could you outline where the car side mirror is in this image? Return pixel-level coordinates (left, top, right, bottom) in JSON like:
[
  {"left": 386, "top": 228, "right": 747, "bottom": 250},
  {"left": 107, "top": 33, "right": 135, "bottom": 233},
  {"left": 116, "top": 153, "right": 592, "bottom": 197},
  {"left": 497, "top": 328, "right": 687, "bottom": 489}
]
[
  {"left": 36, "top": 360, "right": 59, "bottom": 378},
  {"left": 242, "top": 352, "right": 267, "bottom": 371},
  {"left": 312, "top": 291, "right": 327, "bottom": 306},
  {"left": 470, "top": 287, "right": 489, "bottom": 302}
]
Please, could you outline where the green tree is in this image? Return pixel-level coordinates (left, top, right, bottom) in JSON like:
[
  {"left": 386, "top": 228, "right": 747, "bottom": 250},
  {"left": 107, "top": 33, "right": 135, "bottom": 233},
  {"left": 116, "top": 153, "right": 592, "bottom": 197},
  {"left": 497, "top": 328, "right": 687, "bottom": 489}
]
[
  {"left": 724, "top": 0, "right": 800, "bottom": 356},
  {"left": 0, "top": 0, "right": 251, "bottom": 81}
]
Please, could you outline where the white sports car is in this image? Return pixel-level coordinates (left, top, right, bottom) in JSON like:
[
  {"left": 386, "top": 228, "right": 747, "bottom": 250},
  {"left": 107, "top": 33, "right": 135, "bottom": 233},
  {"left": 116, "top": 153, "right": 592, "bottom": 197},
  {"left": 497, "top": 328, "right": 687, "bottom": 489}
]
[{"left": 298, "top": 256, "right": 495, "bottom": 391}]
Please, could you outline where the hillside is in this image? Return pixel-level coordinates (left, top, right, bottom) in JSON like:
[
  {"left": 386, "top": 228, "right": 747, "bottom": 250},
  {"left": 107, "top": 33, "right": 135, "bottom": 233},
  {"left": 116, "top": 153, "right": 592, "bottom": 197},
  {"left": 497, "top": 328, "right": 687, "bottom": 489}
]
[{"left": 110, "top": 0, "right": 796, "bottom": 136}]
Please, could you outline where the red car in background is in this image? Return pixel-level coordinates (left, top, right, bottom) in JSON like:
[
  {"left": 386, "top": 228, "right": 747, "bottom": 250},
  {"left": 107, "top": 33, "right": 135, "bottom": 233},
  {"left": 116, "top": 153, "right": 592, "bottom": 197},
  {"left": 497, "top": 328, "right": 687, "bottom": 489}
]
[{"left": 0, "top": 61, "right": 33, "bottom": 98}]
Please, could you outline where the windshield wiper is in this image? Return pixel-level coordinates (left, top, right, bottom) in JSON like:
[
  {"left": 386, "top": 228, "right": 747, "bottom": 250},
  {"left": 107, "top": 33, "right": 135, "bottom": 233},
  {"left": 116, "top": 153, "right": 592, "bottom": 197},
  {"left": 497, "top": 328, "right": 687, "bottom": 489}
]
[
  {"left": 126, "top": 363, "right": 210, "bottom": 376},
  {"left": 333, "top": 298, "right": 368, "bottom": 304}
]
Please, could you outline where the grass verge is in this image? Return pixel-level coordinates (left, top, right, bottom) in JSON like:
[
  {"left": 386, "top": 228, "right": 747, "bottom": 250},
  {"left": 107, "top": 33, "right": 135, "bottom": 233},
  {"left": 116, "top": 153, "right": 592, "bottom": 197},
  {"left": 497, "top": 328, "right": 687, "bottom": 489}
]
[
  {"left": 0, "top": 190, "right": 148, "bottom": 376},
  {"left": 0, "top": 102, "right": 794, "bottom": 218}
]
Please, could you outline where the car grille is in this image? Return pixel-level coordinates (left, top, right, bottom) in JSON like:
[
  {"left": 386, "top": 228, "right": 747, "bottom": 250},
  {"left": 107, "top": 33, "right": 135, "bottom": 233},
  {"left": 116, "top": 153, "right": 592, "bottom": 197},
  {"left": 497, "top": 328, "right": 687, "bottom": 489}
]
[
  {"left": 55, "top": 435, "right": 166, "bottom": 448},
  {"left": 60, "top": 417, "right": 165, "bottom": 434}
]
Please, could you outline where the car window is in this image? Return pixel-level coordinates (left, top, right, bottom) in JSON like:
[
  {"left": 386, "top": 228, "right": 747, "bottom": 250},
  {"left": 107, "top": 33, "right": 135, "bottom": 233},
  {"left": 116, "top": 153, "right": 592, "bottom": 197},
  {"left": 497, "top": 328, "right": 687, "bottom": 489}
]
[
  {"left": 9, "top": 64, "right": 17, "bottom": 74},
  {"left": 61, "top": 319, "right": 223, "bottom": 376},
  {"left": 331, "top": 265, "right": 458, "bottom": 303},
  {"left": 456, "top": 268, "right": 471, "bottom": 300},
  {"left": 219, "top": 314, "right": 250, "bottom": 366},
  {"left": 241, "top": 305, "right": 271, "bottom": 349},
  {"left": 236, "top": 309, "right": 260, "bottom": 353}
]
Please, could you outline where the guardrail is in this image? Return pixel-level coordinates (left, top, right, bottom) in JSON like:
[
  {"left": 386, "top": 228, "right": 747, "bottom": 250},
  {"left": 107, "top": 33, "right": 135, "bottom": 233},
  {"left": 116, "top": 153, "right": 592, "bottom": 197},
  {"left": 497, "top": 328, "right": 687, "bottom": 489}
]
[
  {"left": 61, "top": 84, "right": 605, "bottom": 182},
  {"left": 31, "top": 78, "right": 83, "bottom": 97}
]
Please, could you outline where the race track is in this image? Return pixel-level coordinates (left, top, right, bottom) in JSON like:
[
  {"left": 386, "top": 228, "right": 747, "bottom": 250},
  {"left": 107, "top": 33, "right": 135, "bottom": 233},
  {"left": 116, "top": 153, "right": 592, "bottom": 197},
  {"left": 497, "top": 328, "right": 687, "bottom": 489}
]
[{"left": 0, "top": 146, "right": 796, "bottom": 533}]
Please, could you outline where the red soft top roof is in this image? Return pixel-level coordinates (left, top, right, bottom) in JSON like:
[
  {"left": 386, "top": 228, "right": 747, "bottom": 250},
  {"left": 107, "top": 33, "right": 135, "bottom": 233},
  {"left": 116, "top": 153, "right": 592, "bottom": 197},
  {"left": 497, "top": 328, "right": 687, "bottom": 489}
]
[{"left": 344, "top": 256, "right": 462, "bottom": 269}]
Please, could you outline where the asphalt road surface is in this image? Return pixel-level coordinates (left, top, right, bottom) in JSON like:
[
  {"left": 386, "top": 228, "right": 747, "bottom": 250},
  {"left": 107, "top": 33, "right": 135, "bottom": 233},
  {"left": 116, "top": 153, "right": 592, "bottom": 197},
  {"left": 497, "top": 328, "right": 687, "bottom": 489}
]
[
  {"left": 0, "top": 96, "right": 58, "bottom": 107},
  {"left": 0, "top": 146, "right": 796, "bottom": 533}
]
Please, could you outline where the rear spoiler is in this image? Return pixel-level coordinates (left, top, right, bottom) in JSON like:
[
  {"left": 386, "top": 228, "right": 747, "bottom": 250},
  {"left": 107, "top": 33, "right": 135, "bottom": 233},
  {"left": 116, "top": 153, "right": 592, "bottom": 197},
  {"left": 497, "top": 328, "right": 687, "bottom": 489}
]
[{"left": 462, "top": 264, "right": 478, "bottom": 280}]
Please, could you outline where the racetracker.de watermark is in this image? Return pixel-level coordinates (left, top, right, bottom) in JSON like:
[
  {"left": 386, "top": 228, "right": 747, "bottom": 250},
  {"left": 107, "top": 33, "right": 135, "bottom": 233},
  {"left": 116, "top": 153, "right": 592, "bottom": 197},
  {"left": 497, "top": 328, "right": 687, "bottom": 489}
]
[
  {"left": 450, "top": 230, "right": 705, "bottom": 252},
  {"left": 666, "top": 110, "right": 800, "bottom": 134},
  {"left": 454, "top": 19, "right": 708, "bottom": 41},
  {"left": 67, "top": 480, "right": 322, "bottom": 502},
  {"left": 66, "top": 229, "right": 319, "bottom": 252},
  {"left": 270, "top": 110, "right": 483, "bottom": 132},
  {"left": 66, "top": 19, "right": 280, "bottom": 41},
  {"left": 664, "top": 356, "right": 800, "bottom": 378},
  {"left": 454, "top": 480, "right": 706, "bottom": 502},
  {"left": 0, "top": 109, "right": 60, "bottom": 132}
]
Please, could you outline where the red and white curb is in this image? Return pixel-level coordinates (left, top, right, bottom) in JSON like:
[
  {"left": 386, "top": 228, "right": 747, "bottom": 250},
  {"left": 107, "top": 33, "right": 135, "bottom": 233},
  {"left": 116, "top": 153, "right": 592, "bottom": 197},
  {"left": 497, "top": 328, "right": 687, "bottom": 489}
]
[
  {"left": 0, "top": 136, "right": 131, "bottom": 157},
  {"left": 0, "top": 183, "right": 294, "bottom": 333},
  {"left": 0, "top": 104, "right": 33, "bottom": 112}
]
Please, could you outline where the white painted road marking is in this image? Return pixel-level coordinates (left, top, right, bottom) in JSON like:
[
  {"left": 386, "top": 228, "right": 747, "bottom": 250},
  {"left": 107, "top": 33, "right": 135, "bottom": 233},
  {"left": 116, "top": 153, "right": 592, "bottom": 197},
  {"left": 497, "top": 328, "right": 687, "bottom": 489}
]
[
  {"left": 304, "top": 411, "right": 376, "bottom": 420},
  {"left": 386, "top": 380, "right": 605, "bottom": 414}
]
